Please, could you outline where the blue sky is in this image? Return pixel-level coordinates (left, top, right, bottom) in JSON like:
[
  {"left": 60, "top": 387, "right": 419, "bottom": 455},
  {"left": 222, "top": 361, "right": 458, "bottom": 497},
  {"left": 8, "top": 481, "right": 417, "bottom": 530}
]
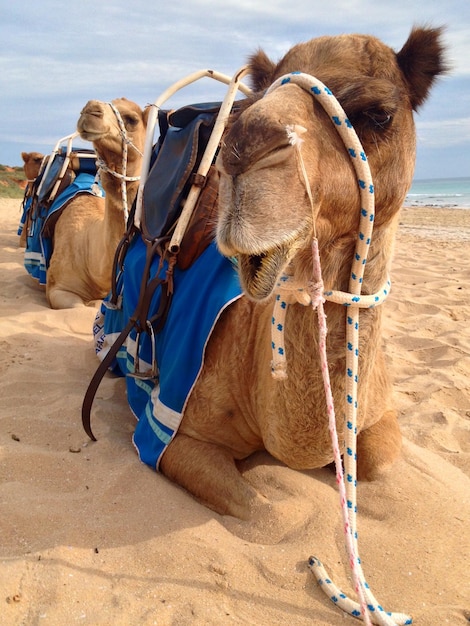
[{"left": 1, "top": 0, "right": 469, "bottom": 180}]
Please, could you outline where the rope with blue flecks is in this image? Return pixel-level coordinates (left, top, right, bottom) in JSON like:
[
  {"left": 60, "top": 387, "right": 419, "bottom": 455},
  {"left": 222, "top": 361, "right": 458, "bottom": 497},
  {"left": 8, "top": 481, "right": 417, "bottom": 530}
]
[
  {"left": 265, "top": 72, "right": 412, "bottom": 626},
  {"left": 94, "top": 102, "right": 143, "bottom": 223}
]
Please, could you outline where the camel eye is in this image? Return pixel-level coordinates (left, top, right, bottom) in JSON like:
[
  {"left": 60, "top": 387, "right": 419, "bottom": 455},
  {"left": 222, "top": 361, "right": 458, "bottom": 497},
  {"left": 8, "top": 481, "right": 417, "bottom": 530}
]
[
  {"left": 365, "top": 110, "right": 392, "bottom": 128},
  {"left": 123, "top": 115, "right": 139, "bottom": 129}
]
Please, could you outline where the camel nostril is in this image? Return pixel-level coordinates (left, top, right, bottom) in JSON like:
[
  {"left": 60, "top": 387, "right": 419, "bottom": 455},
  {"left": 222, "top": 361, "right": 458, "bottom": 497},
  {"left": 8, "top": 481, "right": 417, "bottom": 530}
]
[
  {"left": 80, "top": 101, "right": 104, "bottom": 118},
  {"left": 85, "top": 109, "right": 104, "bottom": 118}
]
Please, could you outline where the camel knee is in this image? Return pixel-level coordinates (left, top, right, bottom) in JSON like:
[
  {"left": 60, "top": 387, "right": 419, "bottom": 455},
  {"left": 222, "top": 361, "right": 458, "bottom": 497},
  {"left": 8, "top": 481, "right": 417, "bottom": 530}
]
[
  {"left": 160, "top": 434, "right": 263, "bottom": 519},
  {"left": 356, "top": 410, "right": 402, "bottom": 481},
  {"left": 47, "top": 287, "right": 86, "bottom": 309}
]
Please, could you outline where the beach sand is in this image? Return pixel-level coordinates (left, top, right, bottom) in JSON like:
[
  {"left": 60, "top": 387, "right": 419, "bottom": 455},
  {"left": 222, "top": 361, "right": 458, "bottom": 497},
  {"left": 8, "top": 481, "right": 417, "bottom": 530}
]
[{"left": 1, "top": 197, "right": 469, "bottom": 625}]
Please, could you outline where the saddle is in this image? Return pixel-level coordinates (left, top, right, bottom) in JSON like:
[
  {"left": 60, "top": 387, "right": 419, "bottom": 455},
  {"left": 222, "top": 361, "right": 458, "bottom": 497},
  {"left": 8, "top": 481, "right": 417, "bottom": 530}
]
[
  {"left": 141, "top": 102, "right": 221, "bottom": 249},
  {"left": 82, "top": 100, "right": 234, "bottom": 439},
  {"left": 37, "top": 147, "right": 98, "bottom": 208},
  {"left": 24, "top": 146, "right": 99, "bottom": 239}
]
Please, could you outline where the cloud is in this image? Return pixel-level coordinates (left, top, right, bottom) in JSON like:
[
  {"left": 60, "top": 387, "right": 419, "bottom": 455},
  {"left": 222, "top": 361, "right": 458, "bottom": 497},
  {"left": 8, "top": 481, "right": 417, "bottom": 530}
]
[{"left": 416, "top": 117, "right": 470, "bottom": 148}]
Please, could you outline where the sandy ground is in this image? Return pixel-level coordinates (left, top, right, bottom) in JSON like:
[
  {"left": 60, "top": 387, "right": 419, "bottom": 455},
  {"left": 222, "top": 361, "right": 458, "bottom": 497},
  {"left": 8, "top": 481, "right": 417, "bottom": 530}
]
[{"left": 0, "top": 198, "right": 469, "bottom": 625}]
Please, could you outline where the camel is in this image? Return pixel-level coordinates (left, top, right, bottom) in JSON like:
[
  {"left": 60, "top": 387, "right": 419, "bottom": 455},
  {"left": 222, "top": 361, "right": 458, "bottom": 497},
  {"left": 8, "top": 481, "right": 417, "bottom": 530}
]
[
  {"left": 89, "top": 28, "right": 446, "bottom": 522},
  {"left": 154, "top": 27, "right": 447, "bottom": 520},
  {"left": 21, "top": 151, "right": 44, "bottom": 181},
  {"left": 18, "top": 151, "right": 44, "bottom": 247},
  {"left": 45, "top": 98, "right": 149, "bottom": 308}
]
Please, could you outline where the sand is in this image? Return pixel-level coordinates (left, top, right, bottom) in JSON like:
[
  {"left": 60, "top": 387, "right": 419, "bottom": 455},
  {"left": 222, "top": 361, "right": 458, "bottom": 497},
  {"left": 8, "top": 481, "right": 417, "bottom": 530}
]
[{"left": 0, "top": 197, "right": 469, "bottom": 625}]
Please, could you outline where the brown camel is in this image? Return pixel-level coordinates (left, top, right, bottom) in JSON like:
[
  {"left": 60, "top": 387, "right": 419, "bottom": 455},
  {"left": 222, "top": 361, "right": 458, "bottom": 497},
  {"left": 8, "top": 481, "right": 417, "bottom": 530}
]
[
  {"left": 21, "top": 151, "right": 44, "bottom": 181},
  {"left": 155, "top": 27, "right": 447, "bottom": 519},
  {"left": 46, "top": 98, "right": 149, "bottom": 308},
  {"left": 18, "top": 151, "right": 44, "bottom": 247}
]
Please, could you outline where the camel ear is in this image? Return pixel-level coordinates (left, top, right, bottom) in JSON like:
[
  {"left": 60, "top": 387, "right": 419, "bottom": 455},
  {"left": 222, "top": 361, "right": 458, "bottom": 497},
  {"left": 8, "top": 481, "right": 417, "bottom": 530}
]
[
  {"left": 396, "top": 26, "right": 448, "bottom": 111},
  {"left": 248, "top": 48, "right": 277, "bottom": 93},
  {"left": 21, "top": 151, "right": 29, "bottom": 163}
]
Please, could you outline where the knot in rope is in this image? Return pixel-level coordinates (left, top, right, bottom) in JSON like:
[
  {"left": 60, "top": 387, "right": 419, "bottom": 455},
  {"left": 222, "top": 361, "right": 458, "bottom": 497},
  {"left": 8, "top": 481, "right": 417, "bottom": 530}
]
[
  {"left": 307, "top": 279, "right": 325, "bottom": 309},
  {"left": 96, "top": 157, "right": 141, "bottom": 183}
]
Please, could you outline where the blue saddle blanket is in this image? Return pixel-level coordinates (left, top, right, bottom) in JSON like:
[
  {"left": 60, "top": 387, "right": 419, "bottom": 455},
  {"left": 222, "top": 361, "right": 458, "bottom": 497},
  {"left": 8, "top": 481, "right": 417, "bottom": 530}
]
[
  {"left": 23, "top": 172, "right": 103, "bottom": 285},
  {"left": 93, "top": 236, "right": 242, "bottom": 469}
]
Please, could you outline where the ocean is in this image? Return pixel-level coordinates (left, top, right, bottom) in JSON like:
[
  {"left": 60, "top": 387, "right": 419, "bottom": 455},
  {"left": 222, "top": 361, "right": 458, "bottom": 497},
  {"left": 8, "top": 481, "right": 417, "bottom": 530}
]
[{"left": 405, "top": 177, "right": 470, "bottom": 208}]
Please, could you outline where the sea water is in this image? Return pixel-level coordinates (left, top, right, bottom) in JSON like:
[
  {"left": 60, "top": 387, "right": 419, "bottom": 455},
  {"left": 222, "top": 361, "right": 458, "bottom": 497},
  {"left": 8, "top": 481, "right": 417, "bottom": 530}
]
[{"left": 405, "top": 177, "right": 470, "bottom": 208}]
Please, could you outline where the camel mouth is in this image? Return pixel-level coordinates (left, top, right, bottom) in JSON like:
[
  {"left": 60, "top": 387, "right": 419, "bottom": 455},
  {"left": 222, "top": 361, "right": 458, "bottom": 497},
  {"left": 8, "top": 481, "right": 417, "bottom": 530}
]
[
  {"left": 77, "top": 110, "right": 110, "bottom": 141},
  {"left": 77, "top": 122, "right": 107, "bottom": 142},
  {"left": 238, "top": 244, "right": 291, "bottom": 300},
  {"left": 78, "top": 130, "right": 98, "bottom": 141}
]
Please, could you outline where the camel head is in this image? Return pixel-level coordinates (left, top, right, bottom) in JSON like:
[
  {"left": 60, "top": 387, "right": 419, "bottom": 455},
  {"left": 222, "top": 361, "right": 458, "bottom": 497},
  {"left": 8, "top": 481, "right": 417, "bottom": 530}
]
[
  {"left": 21, "top": 151, "right": 44, "bottom": 180},
  {"left": 216, "top": 27, "right": 447, "bottom": 301},
  {"left": 77, "top": 97, "right": 150, "bottom": 174}
]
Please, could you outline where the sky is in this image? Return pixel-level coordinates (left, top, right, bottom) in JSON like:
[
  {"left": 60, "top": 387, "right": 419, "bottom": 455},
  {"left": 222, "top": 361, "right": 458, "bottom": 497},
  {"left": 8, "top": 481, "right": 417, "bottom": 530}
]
[{"left": 1, "top": 0, "right": 469, "bottom": 181}]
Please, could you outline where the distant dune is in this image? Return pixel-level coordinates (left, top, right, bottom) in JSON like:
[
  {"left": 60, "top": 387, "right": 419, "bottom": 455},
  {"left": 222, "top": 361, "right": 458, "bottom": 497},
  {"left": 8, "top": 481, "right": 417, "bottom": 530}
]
[{"left": 0, "top": 164, "right": 27, "bottom": 198}]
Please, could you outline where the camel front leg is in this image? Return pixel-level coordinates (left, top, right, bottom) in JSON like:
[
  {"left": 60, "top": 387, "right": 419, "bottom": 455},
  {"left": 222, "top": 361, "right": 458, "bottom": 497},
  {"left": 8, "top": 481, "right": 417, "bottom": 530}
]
[
  {"left": 160, "top": 434, "right": 267, "bottom": 520},
  {"left": 47, "top": 287, "right": 86, "bottom": 309},
  {"left": 356, "top": 409, "right": 402, "bottom": 481}
]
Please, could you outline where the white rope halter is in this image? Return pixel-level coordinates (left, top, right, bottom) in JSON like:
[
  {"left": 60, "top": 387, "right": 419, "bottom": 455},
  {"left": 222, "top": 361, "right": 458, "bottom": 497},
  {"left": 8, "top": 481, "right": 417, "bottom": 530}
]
[
  {"left": 95, "top": 102, "right": 143, "bottom": 223},
  {"left": 264, "top": 73, "right": 411, "bottom": 626}
]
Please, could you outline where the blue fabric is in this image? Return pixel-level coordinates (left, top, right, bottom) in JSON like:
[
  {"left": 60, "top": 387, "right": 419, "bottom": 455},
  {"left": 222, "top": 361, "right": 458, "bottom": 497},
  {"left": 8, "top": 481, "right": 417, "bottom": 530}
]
[
  {"left": 23, "top": 172, "right": 103, "bottom": 285},
  {"left": 94, "top": 236, "right": 242, "bottom": 469}
]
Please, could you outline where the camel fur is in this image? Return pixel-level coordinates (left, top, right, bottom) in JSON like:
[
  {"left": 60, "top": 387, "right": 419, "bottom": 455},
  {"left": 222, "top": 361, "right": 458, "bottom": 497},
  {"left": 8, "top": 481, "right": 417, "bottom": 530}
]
[
  {"left": 21, "top": 151, "right": 44, "bottom": 181},
  {"left": 156, "top": 28, "right": 447, "bottom": 520},
  {"left": 46, "top": 98, "right": 149, "bottom": 309}
]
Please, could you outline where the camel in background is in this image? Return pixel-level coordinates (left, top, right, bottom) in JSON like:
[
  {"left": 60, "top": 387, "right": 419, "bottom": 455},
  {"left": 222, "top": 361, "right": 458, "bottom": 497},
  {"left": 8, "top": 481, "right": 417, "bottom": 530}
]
[
  {"left": 18, "top": 151, "right": 44, "bottom": 247},
  {"left": 21, "top": 151, "right": 44, "bottom": 181},
  {"left": 46, "top": 98, "right": 149, "bottom": 308}
]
